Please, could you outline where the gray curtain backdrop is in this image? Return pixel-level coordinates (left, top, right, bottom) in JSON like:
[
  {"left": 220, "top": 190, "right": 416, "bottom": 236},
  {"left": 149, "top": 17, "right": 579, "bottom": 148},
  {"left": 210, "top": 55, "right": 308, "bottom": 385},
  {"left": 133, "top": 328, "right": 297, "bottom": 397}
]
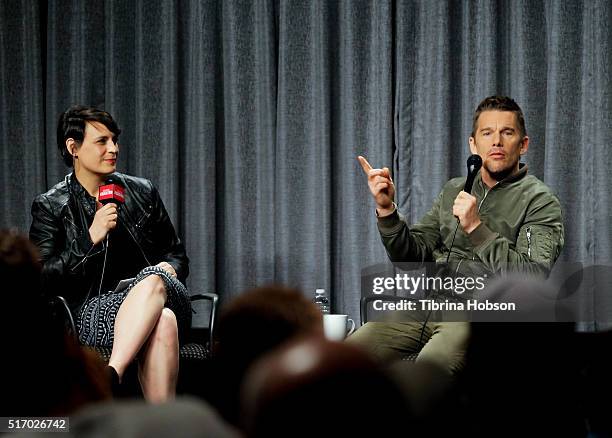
[{"left": 1, "top": 0, "right": 610, "bottom": 324}]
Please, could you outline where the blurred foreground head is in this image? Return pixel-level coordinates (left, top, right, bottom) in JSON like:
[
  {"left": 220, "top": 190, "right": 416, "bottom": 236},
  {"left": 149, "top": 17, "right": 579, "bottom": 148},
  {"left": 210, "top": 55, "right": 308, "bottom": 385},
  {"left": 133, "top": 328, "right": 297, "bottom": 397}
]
[
  {"left": 0, "top": 229, "right": 109, "bottom": 415},
  {"left": 211, "top": 285, "right": 324, "bottom": 424},
  {"left": 1, "top": 229, "right": 47, "bottom": 338},
  {"left": 215, "top": 285, "right": 324, "bottom": 364},
  {"left": 1, "top": 228, "right": 42, "bottom": 300},
  {"left": 241, "top": 336, "right": 411, "bottom": 437}
]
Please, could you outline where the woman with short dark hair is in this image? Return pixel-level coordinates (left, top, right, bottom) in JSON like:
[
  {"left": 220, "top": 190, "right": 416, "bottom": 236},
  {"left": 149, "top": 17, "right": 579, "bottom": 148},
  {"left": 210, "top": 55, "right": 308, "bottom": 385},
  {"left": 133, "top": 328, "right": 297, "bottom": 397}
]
[{"left": 30, "top": 105, "right": 191, "bottom": 402}]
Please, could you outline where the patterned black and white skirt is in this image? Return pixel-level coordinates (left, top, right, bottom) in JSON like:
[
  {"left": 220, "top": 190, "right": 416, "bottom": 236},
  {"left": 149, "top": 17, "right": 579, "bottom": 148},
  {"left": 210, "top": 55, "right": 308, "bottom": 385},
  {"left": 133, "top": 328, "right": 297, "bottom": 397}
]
[{"left": 76, "top": 266, "right": 192, "bottom": 347}]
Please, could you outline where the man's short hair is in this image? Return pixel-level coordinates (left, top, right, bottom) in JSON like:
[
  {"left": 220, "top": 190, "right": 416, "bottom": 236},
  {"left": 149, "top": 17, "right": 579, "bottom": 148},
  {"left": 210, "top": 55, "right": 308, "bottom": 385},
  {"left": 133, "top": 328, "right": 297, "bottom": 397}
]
[
  {"left": 56, "top": 105, "right": 121, "bottom": 167},
  {"left": 471, "top": 96, "right": 527, "bottom": 139}
]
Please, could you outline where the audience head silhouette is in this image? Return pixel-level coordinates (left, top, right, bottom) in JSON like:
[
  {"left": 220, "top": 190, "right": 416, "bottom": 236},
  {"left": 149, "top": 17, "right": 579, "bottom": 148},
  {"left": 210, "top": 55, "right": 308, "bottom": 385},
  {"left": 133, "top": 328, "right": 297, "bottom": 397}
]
[
  {"left": 241, "top": 336, "right": 411, "bottom": 437},
  {"left": 210, "top": 285, "right": 323, "bottom": 424},
  {"left": 1, "top": 229, "right": 110, "bottom": 415}
]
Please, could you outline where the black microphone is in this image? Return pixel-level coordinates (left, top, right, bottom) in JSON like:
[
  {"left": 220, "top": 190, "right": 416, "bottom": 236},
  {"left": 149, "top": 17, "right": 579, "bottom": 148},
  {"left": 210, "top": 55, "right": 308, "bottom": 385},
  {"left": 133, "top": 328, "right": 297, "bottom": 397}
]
[
  {"left": 98, "top": 176, "right": 125, "bottom": 205},
  {"left": 100, "top": 176, "right": 152, "bottom": 266},
  {"left": 445, "top": 154, "right": 484, "bottom": 266},
  {"left": 96, "top": 176, "right": 124, "bottom": 248},
  {"left": 93, "top": 175, "right": 125, "bottom": 348},
  {"left": 464, "top": 154, "right": 482, "bottom": 194},
  {"left": 420, "top": 155, "right": 484, "bottom": 346}
]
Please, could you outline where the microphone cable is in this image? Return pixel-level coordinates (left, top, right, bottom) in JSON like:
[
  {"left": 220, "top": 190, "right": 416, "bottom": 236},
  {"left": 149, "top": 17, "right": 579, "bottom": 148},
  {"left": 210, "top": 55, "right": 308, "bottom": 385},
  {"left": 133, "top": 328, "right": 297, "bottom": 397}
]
[
  {"left": 416, "top": 154, "right": 482, "bottom": 349},
  {"left": 417, "top": 220, "right": 460, "bottom": 348},
  {"left": 93, "top": 233, "right": 110, "bottom": 348}
]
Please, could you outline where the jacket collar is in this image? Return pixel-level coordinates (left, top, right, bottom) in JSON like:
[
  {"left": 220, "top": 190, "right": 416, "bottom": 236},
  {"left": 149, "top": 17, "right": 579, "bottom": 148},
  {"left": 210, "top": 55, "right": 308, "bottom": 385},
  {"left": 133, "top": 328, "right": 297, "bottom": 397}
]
[
  {"left": 502, "top": 162, "right": 528, "bottom": 184},
  {"left": 69, "top": 172, "right": 137, "bottom": 230},
  {"left": 67, "top": 173, "right": 97, "bottom": 215},
  {"left": 476, "top": 162, "right": 528, "bottom": 189},
  {"left": 68, "top": 172, "right": 124, "bottom": 196},
  {"left": 68, "top": 172, "right": 85, "bottom": 195}
]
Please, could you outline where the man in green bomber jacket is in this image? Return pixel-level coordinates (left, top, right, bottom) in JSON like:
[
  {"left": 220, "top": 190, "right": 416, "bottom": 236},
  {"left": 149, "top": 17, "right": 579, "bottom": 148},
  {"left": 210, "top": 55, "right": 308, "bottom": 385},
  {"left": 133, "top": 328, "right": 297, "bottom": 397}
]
[{"left": 349, "top": 95, "right": 564, "bottom": 375}]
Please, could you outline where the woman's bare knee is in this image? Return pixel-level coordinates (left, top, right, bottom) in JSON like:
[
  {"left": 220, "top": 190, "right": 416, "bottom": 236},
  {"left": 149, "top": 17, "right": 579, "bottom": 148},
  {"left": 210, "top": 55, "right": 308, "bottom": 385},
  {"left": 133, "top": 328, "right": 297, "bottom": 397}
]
[
  {"left": 132, "top": 275, "right": 167, "bottom": 301},
  {"left": 153, "top": 308, "right": 179, "bottom": 346}
]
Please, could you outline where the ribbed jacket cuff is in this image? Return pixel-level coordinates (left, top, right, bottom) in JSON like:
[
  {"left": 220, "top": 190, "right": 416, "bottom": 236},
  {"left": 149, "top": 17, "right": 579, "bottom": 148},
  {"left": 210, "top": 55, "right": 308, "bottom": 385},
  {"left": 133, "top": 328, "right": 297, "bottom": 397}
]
[
  {"left": 376, "top": 209, "right": 403, "bottom": 234},
  {"left": 468, "top": 222, "right": 497, "bottom": 247},
  {"left": 76, "top": 231, "right": 95, "bottom": 255}
]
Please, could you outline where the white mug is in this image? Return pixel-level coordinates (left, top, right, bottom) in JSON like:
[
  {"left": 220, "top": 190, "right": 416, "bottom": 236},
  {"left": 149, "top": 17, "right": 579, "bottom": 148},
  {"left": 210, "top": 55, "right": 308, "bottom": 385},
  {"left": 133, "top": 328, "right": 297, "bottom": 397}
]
[{"left": 323, "top": 314, "right": 356, "bottom": 341}]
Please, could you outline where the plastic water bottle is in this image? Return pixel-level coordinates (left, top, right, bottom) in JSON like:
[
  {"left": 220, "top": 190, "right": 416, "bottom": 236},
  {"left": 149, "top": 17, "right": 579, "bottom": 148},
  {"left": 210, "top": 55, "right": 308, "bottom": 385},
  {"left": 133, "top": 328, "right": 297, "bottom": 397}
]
[{"left": 313, "top": 288, "right": 330, "bottom": 314}]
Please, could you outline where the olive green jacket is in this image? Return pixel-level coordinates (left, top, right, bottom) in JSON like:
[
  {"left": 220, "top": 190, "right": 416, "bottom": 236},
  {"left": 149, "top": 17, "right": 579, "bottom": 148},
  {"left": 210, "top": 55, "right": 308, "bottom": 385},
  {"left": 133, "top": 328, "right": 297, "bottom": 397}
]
[{"left": 377, "top": 164, "right": 564, "bottom": 277}]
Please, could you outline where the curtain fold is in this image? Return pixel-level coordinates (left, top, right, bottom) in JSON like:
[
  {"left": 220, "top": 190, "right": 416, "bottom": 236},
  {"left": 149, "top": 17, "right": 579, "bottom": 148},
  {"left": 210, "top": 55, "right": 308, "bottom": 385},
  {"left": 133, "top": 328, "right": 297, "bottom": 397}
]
[{"left": 1, "top": 0, "right": 45, "bottom": 230}]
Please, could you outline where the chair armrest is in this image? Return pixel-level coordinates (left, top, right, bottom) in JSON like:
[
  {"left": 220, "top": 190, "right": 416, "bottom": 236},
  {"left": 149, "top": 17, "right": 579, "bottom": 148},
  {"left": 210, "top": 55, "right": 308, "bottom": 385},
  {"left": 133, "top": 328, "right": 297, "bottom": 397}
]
[
  {"left": 190, "top": 293, "right": 219, "bottom": 349},
  {"left": 360, "top": 294, "right": 406, "bottom": 325},
  {"left": 49, "top": 295, "right": 77, "bottom": 339}
]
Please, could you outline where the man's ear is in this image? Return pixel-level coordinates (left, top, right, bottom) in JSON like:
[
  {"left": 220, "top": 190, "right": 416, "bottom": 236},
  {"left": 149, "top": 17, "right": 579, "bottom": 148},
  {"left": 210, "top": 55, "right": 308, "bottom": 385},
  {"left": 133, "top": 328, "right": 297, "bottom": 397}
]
[
  {"left": 469, "top": 137, "right": 477, "bottom": 155},
  {"left": 520, "top": 136, "right": 529, "bottom": 155}
]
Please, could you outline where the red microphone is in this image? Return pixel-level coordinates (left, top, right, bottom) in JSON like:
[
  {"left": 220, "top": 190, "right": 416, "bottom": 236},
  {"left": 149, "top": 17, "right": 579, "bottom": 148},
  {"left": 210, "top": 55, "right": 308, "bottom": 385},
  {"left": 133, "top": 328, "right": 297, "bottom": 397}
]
[{"left": 98, "top": 176, "right": 125, "bottom": 205}]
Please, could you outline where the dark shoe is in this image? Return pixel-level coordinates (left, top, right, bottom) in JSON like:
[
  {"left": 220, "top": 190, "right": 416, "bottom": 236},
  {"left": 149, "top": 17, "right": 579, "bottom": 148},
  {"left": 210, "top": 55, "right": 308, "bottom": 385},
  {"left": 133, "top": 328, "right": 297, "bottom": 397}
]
[{"left": 107, "top": 365, "right": 122, "bottom": 397}]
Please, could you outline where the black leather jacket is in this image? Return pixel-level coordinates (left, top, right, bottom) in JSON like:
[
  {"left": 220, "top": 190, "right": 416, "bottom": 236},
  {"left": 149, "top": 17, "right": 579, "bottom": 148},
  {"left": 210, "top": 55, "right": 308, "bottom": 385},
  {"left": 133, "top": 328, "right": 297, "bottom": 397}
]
[{"left": 29, "top": 172, "right": 189, "bottom": 311}]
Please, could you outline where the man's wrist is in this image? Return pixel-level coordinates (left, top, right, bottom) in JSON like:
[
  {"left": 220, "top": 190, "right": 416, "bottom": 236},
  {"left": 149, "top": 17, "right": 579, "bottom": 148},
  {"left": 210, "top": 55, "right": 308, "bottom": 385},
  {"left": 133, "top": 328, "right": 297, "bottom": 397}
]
[
  {"left": 464, "top": 219, "right": 482, "bottom": 235},
  {"left": 376, "top": 203, "right": 397, "bottom": 218}
]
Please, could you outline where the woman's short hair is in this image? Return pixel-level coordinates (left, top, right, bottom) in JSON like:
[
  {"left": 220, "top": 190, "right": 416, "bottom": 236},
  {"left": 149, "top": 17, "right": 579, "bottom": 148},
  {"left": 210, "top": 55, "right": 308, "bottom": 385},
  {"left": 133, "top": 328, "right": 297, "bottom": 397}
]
[{"left": 56, "top": 105, "right": 121, "bottom": 167}]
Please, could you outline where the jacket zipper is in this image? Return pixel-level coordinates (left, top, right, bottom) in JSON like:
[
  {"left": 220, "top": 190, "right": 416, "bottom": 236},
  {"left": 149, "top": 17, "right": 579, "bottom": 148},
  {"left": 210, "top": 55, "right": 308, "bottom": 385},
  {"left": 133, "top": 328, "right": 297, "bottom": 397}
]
[
  {"left": 454, "top": 258, "right": 465, "bottom": 275},
  {"left": 526, "top": 227, "right": 532, "bottom": 258},
  {"left": 477, "top": 189, "right": 489, "bottom": 212},
  {"left": 477, "top": 181, "right": 499, "bottom": 212},
  {"left": 70, "top": 241, "right": 99, "bottom": 272},
  {"left": 118, "top": 206, "right": 153, "bottom": 266},
  {"left": 470, "top": 182, "right": 499, "bottom": 262}
]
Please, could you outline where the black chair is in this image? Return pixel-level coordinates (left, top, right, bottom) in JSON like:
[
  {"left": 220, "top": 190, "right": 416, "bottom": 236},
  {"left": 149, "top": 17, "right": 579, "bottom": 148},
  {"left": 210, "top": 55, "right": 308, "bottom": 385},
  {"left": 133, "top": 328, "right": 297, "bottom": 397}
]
[
  {"left": 52, "top": 293, "right": 217, "bottom": 359},
  {"left": 360, "top": 294, "right": 405, "bottom": 326},
  {"left": 50, "top": 293, "right": 218, "bottom": 395}
]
